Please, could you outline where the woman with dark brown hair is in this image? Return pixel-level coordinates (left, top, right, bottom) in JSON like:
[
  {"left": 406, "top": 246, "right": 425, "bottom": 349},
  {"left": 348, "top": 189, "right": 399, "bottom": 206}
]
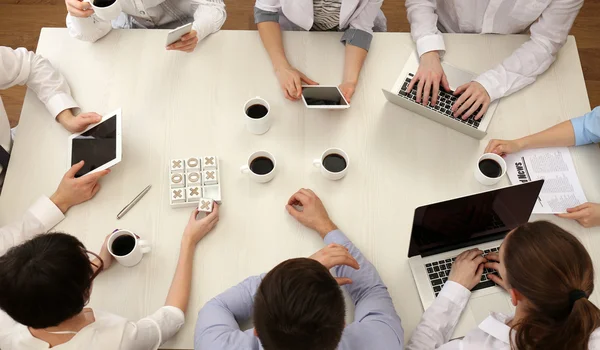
[{"left": 407, "top": 220, "right": 600, "bottom": 350}]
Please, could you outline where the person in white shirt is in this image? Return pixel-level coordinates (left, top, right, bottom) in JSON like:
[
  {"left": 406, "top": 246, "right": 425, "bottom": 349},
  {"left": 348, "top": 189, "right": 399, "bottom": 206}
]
[
  {"left": 407, "top": 220, "right": 600, "bottom": 350},
  {"left": 0, "top": 204, "right": 219, "bottom": 350},
  {"left": 254, "top": 0, "right": 387, "bottom": 103},
  {"left": 1, "top": 46, "right": 105, "bottom": 190},
  {"left": 405, "top": 0, "right": 584, "bottom": 121},
  {"left": 65, "top": 0, "right": 226, "bottom": 52}
]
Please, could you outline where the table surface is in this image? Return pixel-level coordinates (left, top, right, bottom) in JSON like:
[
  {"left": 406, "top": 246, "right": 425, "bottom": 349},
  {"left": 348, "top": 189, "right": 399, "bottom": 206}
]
[{"left": 1, "top": 28, "right": 599, "bottom": 349}]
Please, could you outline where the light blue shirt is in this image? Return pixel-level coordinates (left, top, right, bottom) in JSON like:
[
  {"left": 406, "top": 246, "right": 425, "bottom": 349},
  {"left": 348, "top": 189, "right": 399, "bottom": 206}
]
[
  {"left": 571, "top": 106, "right": 600, "bottom": 146},
  {"left": 194, "top": 230, "right": 404, "bottom": 350}
]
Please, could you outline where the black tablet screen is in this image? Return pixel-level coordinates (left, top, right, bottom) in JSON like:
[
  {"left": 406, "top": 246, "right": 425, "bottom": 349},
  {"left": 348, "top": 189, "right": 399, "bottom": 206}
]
[{"left": 71, "top": 115, "right": 117, "bottom": 177}]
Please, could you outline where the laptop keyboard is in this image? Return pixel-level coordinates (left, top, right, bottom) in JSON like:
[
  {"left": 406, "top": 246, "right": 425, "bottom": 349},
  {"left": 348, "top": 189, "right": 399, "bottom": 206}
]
[
  {"left": 398, "top": 73, "right": 485, "bottom": 129},
  {"left": 426, "top": 247, "right": 500, "bottom": 297}
]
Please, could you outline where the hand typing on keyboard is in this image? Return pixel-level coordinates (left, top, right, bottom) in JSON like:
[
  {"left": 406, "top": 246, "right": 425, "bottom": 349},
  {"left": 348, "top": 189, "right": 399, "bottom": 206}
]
[
  {"left": 452, "top": 81, "right": 491, "bottom": 121},
  {"left": 484, "top": 252, "right": 508, "bottom": 291},
  {"left": 406, "top": 51, "right": 451, "bottom": 107},
  {"left": 448, "top": 248, "right": 488, "bottom": 290}
]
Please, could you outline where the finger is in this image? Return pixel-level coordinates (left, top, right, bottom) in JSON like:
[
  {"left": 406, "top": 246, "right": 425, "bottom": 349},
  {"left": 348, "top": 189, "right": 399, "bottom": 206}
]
[
  {"left": 171, "top": 40, "right": 197, "bottom": 52},
  {"left": 189, "top": 208, "right": 200, "bottom": 221},
  {"left": 206, "top": 202, "right": 220, "bottom": 218},
  {"left": 454, "top": 83, "right": 469, "bottom": 96},
  {"left": 294, "top": 76, "right": 303, "bottom": 98},
  {"left": 465, "top": 249, "right": 484, "bottom": 261},
  {"left": 456, "top": 95, "right": 477, "bottom": 119},
  {"left": 488, "top": 274, "right": 507, "bottom": 289},
  {"left": 168, "top": 38, "right": 197, "bottom": 50},
  {"left": 67, "top": 4, "right": 95, "bottom": 17},
  {"left": 452, "top": 90, "right": 470, "bottom": 114},
  {"left": 90, "top": 183, "right": 101, "bottom": 197},
  {"left": 475, "top": 100, "right": 490, "bottom": 121},
  {"left": 300, "top": 73, "right": 318, "bottom": 86},
  {"left": 486, "top": 252, "right": 500, "bottom": 261},
  {"left": 327, "top": 252, "right": 360, "bottom": 270},
  {"left": 441, "top": 74, "right": 451, "bottom": 92},
  {"left": 283, "top": 88, "right": 294, "bottom": 101},
  {"left": 180, "top": 30, "right": 197, "bottom": 41},
  {"left": 455, "top": 249, "right": 470, "bottom": 261},
  {"left": 422, "top": 78, "right": 432, "bottom": 106},
  {"left": 305, "top": 189, "right": 316, "bottom": 196},
  {"left": 463, "top": 99, "right": 482, "bottom": 120},
  {"left": 81, "top": 112, "right": 102, "bottom": 121},
  {"left": 484, "top": 140, "right": 499, "bottom": 154},
  {"left": 567, "top": 203, "right": 592, "bottom": 213},
  {"left": 335, "top": 277, "right": 353, "bottom": 286},
  {"left": 476, "top": 263, "right": 484, "bottom": 278},
  {"left": 68, "top": 0, "right": 92, "bottom": 10},
  {"left": 416, "top": 78, "right": 425, "bottom": 103},
  {"left": 485, "top": 261, "right": 501, "bottom": 271},
  {"left": 287, "top": 82, "right": 298, "bottom": 99},
  {"left": 285, "top": 204, "right": 302, "bottom": 220},
  {"left": 473, "top": 256, "right": 487, "bottom": 266},
  {"left": 406, "top": 75, "right": 417, "bottom": 94},
  {"left": 82, "top": 168, "right": 110, "bottom": 184},
  {"left": 431, "top": 80, "right": 440, "bottom": 106},
  {"left": 66, "top": 161, "right": 85, "bottom": 178},
  {"left": 288, "top": 191, "right": 310, "bottom": 206},
  {"left": 557, "top": 210, "right": 588, "bottom": 220}
]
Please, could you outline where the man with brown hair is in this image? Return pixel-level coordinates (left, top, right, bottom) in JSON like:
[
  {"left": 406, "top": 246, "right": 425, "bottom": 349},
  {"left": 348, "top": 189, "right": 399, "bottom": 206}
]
[{"left": 194, "top": 188, "right": 404, "bottom": 350}]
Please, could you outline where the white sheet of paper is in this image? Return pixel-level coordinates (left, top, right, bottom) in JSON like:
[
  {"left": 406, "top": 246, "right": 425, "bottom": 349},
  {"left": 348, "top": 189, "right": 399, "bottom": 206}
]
[{"left": 505, "top": 147, "right": 587, "bottom": 214}]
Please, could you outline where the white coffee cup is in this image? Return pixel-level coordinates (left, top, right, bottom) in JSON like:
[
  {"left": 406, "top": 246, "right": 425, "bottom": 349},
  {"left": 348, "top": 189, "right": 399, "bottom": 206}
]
[
  {"left": 313, "top": 148, "right": 349, "bottom": 181},
  {"left": 107, "top": 229, "right": 151, "bottom": 267},
  {"left": 474, "top": 153, "right": 507, "bottom": 186},
  {"left": 240, "top": 151, "right": 276, "bottom": 183},
  {"left": 244, "top": 97, "right": 271, "bottom": 135},
  {"left": 85, "top": 0, "right": 122, "bottom": 22}
]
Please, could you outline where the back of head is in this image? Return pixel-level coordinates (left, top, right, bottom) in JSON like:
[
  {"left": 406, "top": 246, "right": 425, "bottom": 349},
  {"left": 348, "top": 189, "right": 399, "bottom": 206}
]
[
  {"left": 253, "top": 258, "right": 346, "bottom": 350},
  {"left": 0, "top": 232, "right": 95, "bottom": 329},
  {"left": 504, "top": 221, "right": 600, "bottom": 350}
]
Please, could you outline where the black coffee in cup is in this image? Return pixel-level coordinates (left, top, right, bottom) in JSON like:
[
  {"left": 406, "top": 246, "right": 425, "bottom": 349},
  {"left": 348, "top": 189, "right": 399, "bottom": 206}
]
[
  {"left": 111, "top": 235, "right": 136, "bottom": 256},
  {"left": 323, "top": 154, "right": 347, "bottom": 173},
  {"left": 250, "top": 156, "right": 274, "bottom": 175},
  {"left": 478, "top": 159, "right": 502, "bottom": 178},
  {"left": 93, "top": 0, "right": 116, "bottom": 7},
  {"left": 246, "top": 104, "right": 268, "bottom": 119}
]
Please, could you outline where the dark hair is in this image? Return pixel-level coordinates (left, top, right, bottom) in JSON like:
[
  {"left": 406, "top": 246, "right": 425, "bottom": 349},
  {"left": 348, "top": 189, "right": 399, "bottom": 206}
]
[
  {"left": 504, "top": 221, "right": 600, "bottom": 350},
  {"left": 253, "top": 258, "right": 346, "bottom": 350},
  {"left": 0, "top": 232, "right": 102, "bottom": 329}
]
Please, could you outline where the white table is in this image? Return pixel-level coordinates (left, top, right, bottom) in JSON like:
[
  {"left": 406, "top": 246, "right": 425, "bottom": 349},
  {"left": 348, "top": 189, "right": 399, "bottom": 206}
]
[{"left": 1, "top": 28, "right": 599, "bottom": 349}]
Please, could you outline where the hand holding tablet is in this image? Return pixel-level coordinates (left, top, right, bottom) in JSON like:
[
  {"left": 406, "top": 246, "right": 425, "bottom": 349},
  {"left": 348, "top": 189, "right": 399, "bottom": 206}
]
[
  {"left": 166, "top": 23, "right": 198, "bottom": 52},
  {"left": 301, "top": 85, "right": 350, "bottom": 109}
]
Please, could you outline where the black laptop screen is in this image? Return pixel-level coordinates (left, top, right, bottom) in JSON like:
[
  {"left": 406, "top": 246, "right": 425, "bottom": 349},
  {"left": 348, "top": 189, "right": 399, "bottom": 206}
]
[{"left": 408, "top": 180, "right": 544, "bottom": 258}]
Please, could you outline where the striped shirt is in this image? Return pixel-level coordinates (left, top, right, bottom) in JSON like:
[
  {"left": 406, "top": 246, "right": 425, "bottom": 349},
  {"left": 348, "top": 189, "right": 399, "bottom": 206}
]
[{"left": 312, "top": 0, "right": 342, "bottom": 31}]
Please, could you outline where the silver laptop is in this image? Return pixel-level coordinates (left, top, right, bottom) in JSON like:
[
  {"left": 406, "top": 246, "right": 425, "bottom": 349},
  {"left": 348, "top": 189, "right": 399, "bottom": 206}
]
[
  {"left": 383, "top": 51, "right": 500, "bottom": 140},
  {"left": 408, "top": 180, "right": 544, "bottom": 338}
]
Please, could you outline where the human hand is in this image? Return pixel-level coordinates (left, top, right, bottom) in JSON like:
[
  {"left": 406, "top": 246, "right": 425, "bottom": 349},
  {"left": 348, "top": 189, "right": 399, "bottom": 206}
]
[
  {"left": 167, "top": 30, "right": 199, "bottom": 53},
  {"left": 94, "top": 233, "right": 114, "bottom": 272},
  {"left": 275, "top": 65, "right": 318, "bottom": 101},
  {"left": 448, "top": 248, "right": 487, "bottom": 290},
  {"left": 310, "top": 243, "right": 360, "bottom": 285},
  {"left": 286, "top": 188, "right": 338, "bottom": 238},
  {"left": 182, "top": 204, "right": 220, "bottom": 246},
  {"left": 57, "top": 110, "right": 102, "bottom": 133},
  {"left": 452, "top": 81, "right": 491, "bottom": 120},
  {"left": 339, "top": 81, "right": 356, "bottom": 104},
  {"left": 484, "top": 252, "right": 508, "bottom": 291},
  {"left": 484, "top": 139, "right": 524, "bottom": 156},
  {"left": 406, "top": 51, "right": 450, "bottom": 107},
  {"left": 65, "top": 0, "right": 94, "bottom": 17},
  {"left": 50, "top": 161, "right": 110, "bottom": 213},
  {"left": 557, "top": 202, "right": 600, "bottom": 228}
]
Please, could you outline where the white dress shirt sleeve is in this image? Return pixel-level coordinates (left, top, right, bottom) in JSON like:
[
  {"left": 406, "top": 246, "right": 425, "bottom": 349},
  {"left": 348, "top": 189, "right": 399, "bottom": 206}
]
[
  {"left": 0, "top": 46, "right": 79, "bottom": 118},
  {"left": 66, "top": 14, "right": 113, "bottom": 43},
  {"left": 405, "top": 0, "right": 446, "bottom": 57},
  {"left": 0, "top": 196, "right": 65, "bottom": 256},
  {"left": 191, "top": 0, "right": 227, "bottom": 43},
  {"left": 406, "top": 281, "right": 471, "bottom": 350},
  {"left": 121, "top": 306, "right": 185, "bottom": 350},
  {"left": 474, "top": 0, "right": 584, "bottom": 101}
]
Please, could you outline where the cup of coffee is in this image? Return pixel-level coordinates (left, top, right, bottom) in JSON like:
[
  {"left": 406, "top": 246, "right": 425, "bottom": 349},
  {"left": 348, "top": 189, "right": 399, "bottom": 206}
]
[
  {"left": 313, "top": 148, "right": 349, "bottom": 181},
  {"left": 244, "top": 97, "right": 271, "bottom": 135},
  {"left": 475, "top": 153, "right": 507, "bottom": 186},
  {"left": 240, "top": 151, "right": 276, "bottom": 183},
  {"left": 85, "top": 0, "right": 122, "bottom": 21},
  {"left": 107, "top": 229, "right": 151, "bottom": 267}
]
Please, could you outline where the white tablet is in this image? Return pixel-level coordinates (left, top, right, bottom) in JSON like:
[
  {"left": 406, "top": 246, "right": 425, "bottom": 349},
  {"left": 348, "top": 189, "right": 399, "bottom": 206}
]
[
  {"left": 166, "top": 23, "right": 193, "bottom": 46},
  {"left": 301, "top": 85, "right": 350, "bottom": 109},
  {"left": 67, "top": 108, "right": 122, "bottom": 178}
]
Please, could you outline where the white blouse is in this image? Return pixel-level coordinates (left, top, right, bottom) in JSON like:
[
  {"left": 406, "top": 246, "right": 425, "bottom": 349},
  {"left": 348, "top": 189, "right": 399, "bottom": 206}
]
[
  {"left": 407, "top": 281, "right": 600, "bottom": 349},
  {"left": 0, "top": 307, "right": 185, "bottom": 350}
]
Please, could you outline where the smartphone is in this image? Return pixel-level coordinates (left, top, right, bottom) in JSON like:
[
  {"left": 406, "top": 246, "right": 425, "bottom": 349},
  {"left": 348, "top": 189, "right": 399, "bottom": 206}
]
[
  {"left": 166, "top": 23, "right": 193, "bottom": 46},
  {"left": 301, "top": 86, "right": 350, "bottom": 109}
]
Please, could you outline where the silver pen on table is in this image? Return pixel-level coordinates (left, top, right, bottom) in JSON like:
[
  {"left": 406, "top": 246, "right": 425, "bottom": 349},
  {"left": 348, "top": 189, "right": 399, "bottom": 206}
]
[{"left": 117, "top": 185, "right": 152, "bottom": 220}]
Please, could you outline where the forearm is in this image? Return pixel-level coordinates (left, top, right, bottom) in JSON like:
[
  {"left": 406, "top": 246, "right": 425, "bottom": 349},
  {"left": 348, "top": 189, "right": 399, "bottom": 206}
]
[
  {"left": 517, "top": 120, "right": 575, "bottom": 150},
  {"left": 165, "top": 239, "right": 196, "bottom": 313},
  {"left": 257, "top": 21, "right": 291, "bottom": 70},
  {"left": 343, "top": 44, "right": 368, "bottom": 84}
]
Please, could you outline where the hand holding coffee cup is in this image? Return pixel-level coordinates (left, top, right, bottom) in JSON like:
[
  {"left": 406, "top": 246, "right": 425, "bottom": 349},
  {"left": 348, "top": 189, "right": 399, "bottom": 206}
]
[
  {"left": 80, "top": 0, "right": 122, "bottom": 21},
  {"left": 108, "top": 229, "right": 151, "bottom": 267},
  {"left": 313, "top": 148, "right": 349, "bottom": 181},
  {"left": 244, "top": 97, "right": 271, "bottom": 135},
  {"left": 474, "top": 153, "right": 507, "bottom": 186},
  {"left": 241, "top": 151, "right": 276, "bottom": 183}
]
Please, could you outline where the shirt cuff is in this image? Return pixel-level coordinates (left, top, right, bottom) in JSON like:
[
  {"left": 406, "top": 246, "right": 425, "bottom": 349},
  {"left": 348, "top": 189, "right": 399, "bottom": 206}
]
[
  {"left": 46, "top": 93, "right": 79, "bottom": 119},
  {"left": 28, "top": 196, "right": 65, "bottom": 231},
  {"left": 438, "top": 281, "right": 471, "bottom": 308},
  {"left": 474, "top": 73, "right": 502, "bottom": 102},
  {"left": 416, "top": 34, "right": 446, "bottom": 58},
  {"left": 341, "top": 29, "right": 372, "bottom": 51},
  {"left": 323, "top": 230, "right": 350, "bottom": 245},
  {"left": 254, "top": 7, "right": 279, "bottom": 24},
  {"left": 570, "top": 115, "right": 587, "bottom": 146}
]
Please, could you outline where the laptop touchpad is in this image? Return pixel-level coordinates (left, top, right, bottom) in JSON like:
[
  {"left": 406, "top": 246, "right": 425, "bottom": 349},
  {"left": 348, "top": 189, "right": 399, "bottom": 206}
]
[
  {"left": 469, "top": 292, "right": 513, "bottom": 323},
  {"left": 442, "top": 63, "right": 477, "bottom": 90}
]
